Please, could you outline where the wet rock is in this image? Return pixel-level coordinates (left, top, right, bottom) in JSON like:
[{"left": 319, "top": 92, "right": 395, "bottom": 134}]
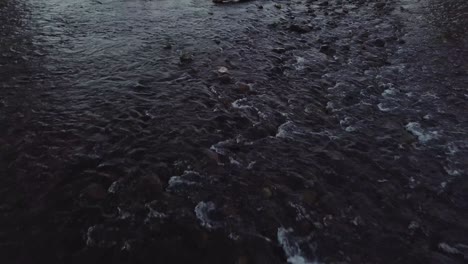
[
  {"left": 272, "top": 47, "right": 287, "bottom": 54},
  {"left": 313, "top": 222, "right": 324, "bottom": 230},
  {"left": 302, "top": 191, "right": 318, "bottom": 206},
  {"left": 202, "top": 148, "right": 220, "bottom": 164},
  {"left": 297, "top": 220, "right": 313, "bottom": 235},
  {"left": 237, "top": 255, "right": 249, "bottom": 264},
  {"left": 319, "top": 192, "right": 342, "bottom": 214},
  {"left": 137, "top": 175, "right": 163, "bottom": 197},
  {"left": 319, "top": 45, "right": 336, "bottom": 55},
  {"left": 319, "top": 1, "right": 329, "bottom": 6},
  {"left": 341, "top": 44, "right": 350, "bottom": 51},
  {"left": 288, "top": 24, "right": 312, "bottom": 34},
  {"left": 81, "top": 183, "right": 107, "bottom": 200},
  {"left": 218, "top": 74, "right": 233, "bottom": 84},
  {"left": 374, "top": 2, "right": 386, "bottom": 9},
  {"left": 179, "top": 52, "right": 193, "bottom": 63},
  {"left": 274, "top": 4, "right": 282, "bottom": 9},
  {"left": 381, "top": 120, "right": 401, "bottom": 130},
  {"left": 236, "top": 82, "right": 252, "bottom": 93},
  {"left": 163, "top": 43, "right": 172, "bottom": 50},
  {"left": 85, "top": 225, "right": 118, "bottom": 248},
  {"left": 261, "top": 187, "right": 272, "bottom": 199},
  {"left": 372, "top": 38, "right": 386, "bottom": 48}
]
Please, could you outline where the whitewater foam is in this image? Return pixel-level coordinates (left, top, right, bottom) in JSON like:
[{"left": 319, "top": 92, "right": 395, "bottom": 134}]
[
  {"left": 194, "top": 201, "right": 220, "bottom": 229},
  {"left": 277, "top": 227, "right": 320, "bottom": 264},
  {"left": 405, "top": 122, "right": 438, "bottom": 143}
]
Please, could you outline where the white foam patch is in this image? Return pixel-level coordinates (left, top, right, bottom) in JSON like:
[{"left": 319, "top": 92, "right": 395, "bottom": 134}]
[
  {"left": 381, "top": 86, "right": 398, "bottom": 97},
  {"left": 438, "top": 242, "right": 462, "bottom": 255},
  {"left": 276, "top": 121, "right": 305, "bottom": 139},
  {"left": 194, "top": 201, "right": 220, "bottom": 229},
  {"left": 145, "top": 204, "right": 168, "bottom": 219},
  {"left": 167, "top": 170, "right": 200, "bottom": 190},
  {"left": 340, "top": 117, "right": 358, "bottom": 132},
  {"left": 168, "top": 176, "right": 195, "bottom": 188},
  {"left": 232, "top": 98, "right": 253, "bottom": 109},
  {"left": 440, "top": 181, "right": 447, "bottom": 189},
  {"left": 326, "top": 101, "right": 337, "bottom": 112},
  {"left": 256, "top": 109, "right": 269, "bottom": 120},
  {"left": 277, "top": 228, "right": 320, "bottom": 264},
  {"left": 377, "top": 102, "right": 397, "bottom": 112},
  {"left": 247, "top": 161, "right": 256, "bottom": 169},
  {"left": 118, "top": 207, "right": 132, "bottom": 220},
  {"left": 294, "top": 56, "right": 306, "bottom": 71},
  {"left": 108, "top": 180, "right": 120, "bottom": 193},
  {"left": 121, "top": 241, "right": 131, "bottom": 251},
  {"left": 327, "top": 82, "right": 347, "bottom": 92},
  {"left": 289, "top": 202, "right": 311, "bottom": 221},
  {"left": 405, "top": 122, "right": 438, "bottom": 143},
  {"left": 276, "top": 121, "right": 292, "bottom": 138},
  {"left": 229, "top": 157, "right": 241, "bottom": 166},
  {"left": 444, "top": 166, "right": 463, "bottom": 176},
  {"left": 228, "top": 233, "right": 240, "bottom": 241},
  {"left": 210, "top": 139, "right": 234, "bottom": 155},
  {"left": 86, "top": 226, "right": 97, "bottom": 247},
  {"left": 446, "top": 142, "right": 462, "bottom": 155}
]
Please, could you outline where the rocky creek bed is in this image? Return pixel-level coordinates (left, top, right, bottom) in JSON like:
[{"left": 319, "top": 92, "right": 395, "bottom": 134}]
[{"left": 0, "top": 0, "right": 467, "bottom": 263}]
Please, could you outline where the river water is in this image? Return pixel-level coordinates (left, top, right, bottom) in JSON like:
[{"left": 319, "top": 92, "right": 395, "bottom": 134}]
[{"left": 0, "top": 0, "right": 467, "bottom": 263}]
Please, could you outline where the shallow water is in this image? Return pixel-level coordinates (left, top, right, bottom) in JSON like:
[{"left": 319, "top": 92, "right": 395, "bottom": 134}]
[{"left": 0, "top": 0, "right": 467, "bottom": 263}]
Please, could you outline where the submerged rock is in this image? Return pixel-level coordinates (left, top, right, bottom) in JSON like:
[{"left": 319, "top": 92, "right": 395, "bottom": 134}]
[
  {"left": 236, "top": 82, "right": 252, "bottom": 93},
  {"left": 82, "top": 183, "right": 107, "bottom": 200},
  {"left": 319, "top": 45, "right": 336, "bottom": 55},
  {"left": 179, "top": 52, "right": 193, "bottom": 63},
  {"left": 137, "top": 175, "right": 163, "bottom": 197},
  {"left": 261, "top": 187, "right": 272, "bottom": 199},
  {"left": 374, "top": 2, "right": 386, "bottom": 9},
  {"left": 372, "top": 38, "right": 386, "bottom": 47},
  {"left": 288, "top": 23, "right": 312, "bottom": 34}
]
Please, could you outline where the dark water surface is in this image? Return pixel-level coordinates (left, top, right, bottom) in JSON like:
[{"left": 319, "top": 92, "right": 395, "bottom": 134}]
[{"left": 0, "top": 0, "right": 467, "bottom": 263}]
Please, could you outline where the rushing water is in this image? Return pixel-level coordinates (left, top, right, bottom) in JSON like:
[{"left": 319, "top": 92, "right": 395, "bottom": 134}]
[{"left": 0, "top": 0, "right": 467, "bottom": 263}]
